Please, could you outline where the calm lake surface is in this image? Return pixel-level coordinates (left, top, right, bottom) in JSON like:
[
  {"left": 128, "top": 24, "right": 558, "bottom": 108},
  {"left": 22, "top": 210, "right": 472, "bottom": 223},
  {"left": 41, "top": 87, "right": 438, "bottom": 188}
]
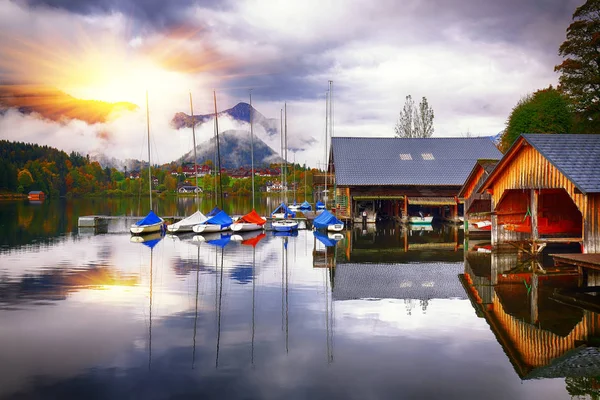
[{"left": 0, "top": 197, "right": 595, "bottom": 399}]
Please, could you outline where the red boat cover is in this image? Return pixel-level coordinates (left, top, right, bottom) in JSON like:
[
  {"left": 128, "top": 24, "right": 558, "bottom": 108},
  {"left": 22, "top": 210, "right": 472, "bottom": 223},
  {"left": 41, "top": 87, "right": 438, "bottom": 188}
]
[{"left": 237, "top": 209, "right": 266, "bottom": 225}]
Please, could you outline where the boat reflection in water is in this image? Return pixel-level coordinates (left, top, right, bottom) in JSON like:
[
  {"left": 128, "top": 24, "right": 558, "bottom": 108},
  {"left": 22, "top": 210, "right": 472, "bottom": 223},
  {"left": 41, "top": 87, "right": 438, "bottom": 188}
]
[{"left": 462, "top": 246, "right": 600, "bottom": 395}]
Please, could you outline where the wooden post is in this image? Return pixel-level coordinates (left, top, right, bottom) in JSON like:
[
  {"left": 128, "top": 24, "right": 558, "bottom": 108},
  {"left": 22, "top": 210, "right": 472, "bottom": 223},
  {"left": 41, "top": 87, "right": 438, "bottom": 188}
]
[
  {"left": 454, "top": 196, "right": 459, "bottom": 223},
  {"left": 403, "top": 196, "right": 408, "bottom": 223},
  {"left": 491, "top": 214, "right": 498, "bottom": 246},
  {"left": 346, "top": 187, "right": 351, "bottom": 219},
  {"left": 531, "top": 189, "right": 539, "bottom": 241}
]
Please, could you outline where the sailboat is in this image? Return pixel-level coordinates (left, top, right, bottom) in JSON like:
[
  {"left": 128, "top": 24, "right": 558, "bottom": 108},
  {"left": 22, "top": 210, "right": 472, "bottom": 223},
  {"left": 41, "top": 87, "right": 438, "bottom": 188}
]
[
  {"left": 231, "top": 209, "right": 266, "bottom": 232},
  {"left": 232, "top": 91, "right": 266, "bottom": 233},
  {"left": 168, "top": 92, "right": 207, "bottom": 233},
  {"left": 193, "top": 91, "right": 233, "bottom": 235},
  {"left": 131, "top": 92, "right": 165, "bottom": 235},
  {"left": 313, "top": 209, "right": 344, "bottom": 232},
  {"left": 192, "top": 209, "right": 233, "bottom": 233},
  {"left": 272, "top": 104, "right": 299, "bottom": 232}
]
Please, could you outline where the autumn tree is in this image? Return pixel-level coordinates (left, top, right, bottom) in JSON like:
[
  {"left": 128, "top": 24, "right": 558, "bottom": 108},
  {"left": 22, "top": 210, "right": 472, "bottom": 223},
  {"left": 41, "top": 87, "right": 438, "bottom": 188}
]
[
  {"left": 501, "top": 87, "right": 573, "bottom": 151},
  {"left": 394, "top": 95, "right": 435, "bottom": 138},
  {"left": 555, "top": 0, "right": 600, "bottom": 132},
  {"left": 18, "top": 169, "right": 34, "bottom": 190}
]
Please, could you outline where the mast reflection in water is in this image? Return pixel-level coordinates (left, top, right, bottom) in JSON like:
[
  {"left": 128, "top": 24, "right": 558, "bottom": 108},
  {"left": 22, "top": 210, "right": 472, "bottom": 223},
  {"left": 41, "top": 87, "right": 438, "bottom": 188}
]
[{"left": 0, "top": 213, "right": 589, "bottom": 399}]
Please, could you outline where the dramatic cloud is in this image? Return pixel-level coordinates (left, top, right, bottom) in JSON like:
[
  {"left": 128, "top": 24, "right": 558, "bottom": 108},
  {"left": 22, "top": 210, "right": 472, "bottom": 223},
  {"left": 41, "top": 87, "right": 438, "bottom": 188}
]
[{"left": 0, "top": 0, "right": 584, "bottom": 167}]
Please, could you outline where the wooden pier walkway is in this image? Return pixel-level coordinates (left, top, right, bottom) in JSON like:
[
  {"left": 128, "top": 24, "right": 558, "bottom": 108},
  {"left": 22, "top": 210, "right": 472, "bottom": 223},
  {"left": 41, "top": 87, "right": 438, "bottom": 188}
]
[{"left": 552, "top": 254, "right": 600, "bottom": 271}]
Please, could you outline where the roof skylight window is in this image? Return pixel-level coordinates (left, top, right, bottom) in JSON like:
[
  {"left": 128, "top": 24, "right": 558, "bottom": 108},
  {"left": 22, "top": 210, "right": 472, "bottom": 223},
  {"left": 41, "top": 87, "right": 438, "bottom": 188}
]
[
  {"left": 421, "top": 153, "right": 435, "bottom": 160},
  {"left": 400, "top": 153, "right": 412, "bottom": 160}
]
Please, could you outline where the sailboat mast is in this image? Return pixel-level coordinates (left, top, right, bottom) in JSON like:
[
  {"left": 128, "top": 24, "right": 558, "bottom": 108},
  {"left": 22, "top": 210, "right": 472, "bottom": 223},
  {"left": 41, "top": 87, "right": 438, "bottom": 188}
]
[
  {"left": 189, "top": 92, "right": 199, "bottom": 211},
  {"left": 329, "top": 80, "right": 335, "bottom": 212},
  {"left": 324, "top": 90, "right": 329, "bottom": 208},
  {"left": 284, "top": 103, "right": 288, "bottom": 205},
  {"left": 304, "top": 161, "right": 307, "bottom": 202},
  {"left": 146, "top": 91, "right": 153, "bottom": 211},
  {"left": 213, "top": 91, "right": 224, "bottom": 209},
  {"left": 249, "top": 90, "right": 255, "bottom": 209},
  {"left": 280, "top": 109, "right": 284, "bottom": 204},
  {"left": 213, "top": 113, "right": 218, "bottom": 205}
]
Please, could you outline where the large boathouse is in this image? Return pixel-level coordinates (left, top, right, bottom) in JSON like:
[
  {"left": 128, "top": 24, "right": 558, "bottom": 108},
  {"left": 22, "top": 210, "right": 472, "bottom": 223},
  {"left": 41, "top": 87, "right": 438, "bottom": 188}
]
[
  {"left": 329, "top": 137, "right": 502, "bottom": 223},
  {"left": 480, "top": 134, "right": 600, "bottom": 253}
]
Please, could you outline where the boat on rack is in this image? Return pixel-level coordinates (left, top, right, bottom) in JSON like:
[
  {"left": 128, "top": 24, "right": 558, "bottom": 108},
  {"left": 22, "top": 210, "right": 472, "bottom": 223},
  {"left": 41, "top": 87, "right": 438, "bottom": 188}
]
[
  {"left": 408, "top": 214, "right": 433, "bottom": 225},
  {"left": 192, "top": 210, "right": 233, "bottom": 233},
  {"left": 167, "top": 211, "right": 207, "bottom": 233},
  {"left": 313, "top": 209, "right": 344, "bottom": 232},
  {"left": 231, "top": 209, "right": 266, "bottom": 232}
]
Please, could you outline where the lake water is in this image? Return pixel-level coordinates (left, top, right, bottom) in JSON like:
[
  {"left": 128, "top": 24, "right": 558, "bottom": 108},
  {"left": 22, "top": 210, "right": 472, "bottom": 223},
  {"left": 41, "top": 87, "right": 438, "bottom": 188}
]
[{"left": 0, "top": 198, "right": 596, "bottom": 399}]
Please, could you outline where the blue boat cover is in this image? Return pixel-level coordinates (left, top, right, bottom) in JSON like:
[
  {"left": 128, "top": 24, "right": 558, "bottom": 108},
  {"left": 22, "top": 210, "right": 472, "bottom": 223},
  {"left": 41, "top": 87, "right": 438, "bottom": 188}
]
[
  {"left": 312, "top": 210, "right": 343, "bottom": 229},
  {"left": 207, "top": 234, "right": 232, "bottom": 248},
  {"left": 207, "top": 206, "right": 221, "bottom": 217},
  {"left": 316, "top": 201, "right": 325, "bottom": 210},
  {"left": 271, "top": 202, "right": 296, "bottom": 218},
  {"left": 204, "top": 210, "right": 233, "bottom": 228},
  {"left": 135, "top": 210, "right": 162, "bottom": 226},
  {"left": 299, "top": 201, "right": 312, "bottom": 210},
  {"left": 313, "top": 230, "right": 339, "bottom": 247}
]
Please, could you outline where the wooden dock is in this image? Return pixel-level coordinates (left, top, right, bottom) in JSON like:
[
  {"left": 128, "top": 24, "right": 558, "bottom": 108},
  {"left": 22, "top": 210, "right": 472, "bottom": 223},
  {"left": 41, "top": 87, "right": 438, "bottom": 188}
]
[{"left": 552, "top": 253, "right": 600, "bottom": 271}]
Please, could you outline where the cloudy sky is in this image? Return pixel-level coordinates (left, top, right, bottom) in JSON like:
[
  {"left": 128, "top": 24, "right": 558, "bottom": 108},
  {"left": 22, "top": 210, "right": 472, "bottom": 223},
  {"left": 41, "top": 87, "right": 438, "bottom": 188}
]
[{"left": 0, "top": 0, "right": 582, "bottom": 167}]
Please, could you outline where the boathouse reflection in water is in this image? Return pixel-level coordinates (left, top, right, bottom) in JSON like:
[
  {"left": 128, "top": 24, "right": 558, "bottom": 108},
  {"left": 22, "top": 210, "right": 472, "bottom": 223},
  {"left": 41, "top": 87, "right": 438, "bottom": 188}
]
[{"left": 462, "top": 246, "right": 600, "bottom": 397}]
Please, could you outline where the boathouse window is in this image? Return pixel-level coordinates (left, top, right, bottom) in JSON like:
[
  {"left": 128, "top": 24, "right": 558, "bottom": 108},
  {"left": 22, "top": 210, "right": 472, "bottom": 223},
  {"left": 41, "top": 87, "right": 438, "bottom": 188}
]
[
  {"left": 421, "top": 153, "right": 434, "bottom": 160},
  {"left": 399, "top": 153, "right": 412, "bottom": 160}
]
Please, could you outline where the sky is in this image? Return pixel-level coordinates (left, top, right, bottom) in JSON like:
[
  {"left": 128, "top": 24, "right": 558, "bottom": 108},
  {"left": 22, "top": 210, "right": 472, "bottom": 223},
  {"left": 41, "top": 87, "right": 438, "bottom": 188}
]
[{"left": 0, "top": 0, "right": 583, "bottom": 168}]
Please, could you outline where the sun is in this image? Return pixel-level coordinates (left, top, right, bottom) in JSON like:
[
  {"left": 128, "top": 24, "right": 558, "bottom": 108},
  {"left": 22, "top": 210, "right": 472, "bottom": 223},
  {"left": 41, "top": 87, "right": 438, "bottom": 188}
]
[
  {"left": 63, "top": 56, "right": 186, "bottom": 106},
  {"left": 1, "top": 23, "right": 199, "bottom": 107}
]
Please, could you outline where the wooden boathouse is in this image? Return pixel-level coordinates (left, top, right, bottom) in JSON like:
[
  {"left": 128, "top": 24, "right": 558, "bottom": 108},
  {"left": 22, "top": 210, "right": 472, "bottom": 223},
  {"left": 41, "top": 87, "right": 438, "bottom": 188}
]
[
  {"left": 458, "top": 160, "right": 499, "bottom": 235},
  {"left": 479, "top": 134, "right": 600, "bottom": 253},
  {"left": 329, "top": 137, "right": 502, "bottom": 223}
]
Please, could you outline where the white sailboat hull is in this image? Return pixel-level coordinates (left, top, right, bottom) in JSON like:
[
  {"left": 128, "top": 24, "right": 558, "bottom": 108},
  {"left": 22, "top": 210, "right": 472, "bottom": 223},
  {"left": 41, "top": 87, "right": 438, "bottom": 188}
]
[
  {"left": 130, "top": 220, "right": 164, "bottom": 235},
  {"left": 272, "top": 220, "right": 299, "bottom": 232},
  {"left": 192, "top": 223, "right": 229, "bottom": 233},
  {"left": 327, "top": 223, "right": 344, "bottom": 232},
  {"left": 230, "top": 223, "right": 264, "bottom": 232},
  {"left": 167, "top": 211, "right": 208, "bottom": 233},
  {"left": 408, "top": 216, "right": 433, "bottom": 225}
]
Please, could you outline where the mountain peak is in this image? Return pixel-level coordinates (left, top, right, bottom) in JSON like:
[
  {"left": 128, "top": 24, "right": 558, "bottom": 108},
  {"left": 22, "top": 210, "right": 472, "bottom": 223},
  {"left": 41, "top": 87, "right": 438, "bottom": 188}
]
[{"left": 171, "top": 102, "right": 279, "bottom": 137}]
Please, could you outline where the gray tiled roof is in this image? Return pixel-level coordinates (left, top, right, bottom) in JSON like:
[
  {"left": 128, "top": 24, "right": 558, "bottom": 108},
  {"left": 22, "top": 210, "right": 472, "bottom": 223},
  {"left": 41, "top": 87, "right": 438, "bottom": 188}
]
[
  {"left": 332, "top": 137, "right": 502, "bottom": 186},
  {"left": 523, "top": 134, "right": 600, "bottom": 194}
]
